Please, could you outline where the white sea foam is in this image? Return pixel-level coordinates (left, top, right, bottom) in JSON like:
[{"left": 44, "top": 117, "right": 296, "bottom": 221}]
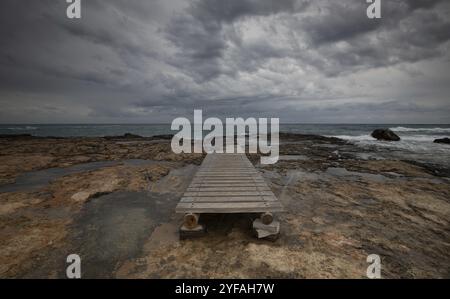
[
  {"left": 399, "top": 135, "right": 442, "bottom": 142},
  {"left": 331, "top": 134, "right": 448, "bottom": 143},
  {"left": 390, "top": 126, "right": 450, "bottom": 132},
  {"left": 331, "top": 134, "right": 450, "bottom": 155},
  {"left": 7, "top": 126, "right": 37, "bottom": 130},
  {"left": 329, "top": 135, "right": 375, "bottom": 141}
]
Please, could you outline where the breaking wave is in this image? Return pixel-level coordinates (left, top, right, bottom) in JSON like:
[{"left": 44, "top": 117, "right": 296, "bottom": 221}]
[
  {"left": 329, "top": 135, "right": 374, "bottom": 141},
  {"left": 390, "top": 126, "right": 450, "bottom": 133},
  {"left": 7, "top": 126, "right": 37, "bottom": 130},
  {"left": 332, "top": 134, "right": 446, "bottom": 143}
]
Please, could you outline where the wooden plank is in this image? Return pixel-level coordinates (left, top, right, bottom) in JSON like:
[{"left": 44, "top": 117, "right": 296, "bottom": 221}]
[
  {"left": 189, "top": 185, "right": 268, "bottom": 189},
  {"left": 187, "top": 187, "right": 271, "bottom": 192},
  {"left": 197, "top": 171, "right": 257, "bottom": 173},
  {"left": 189, "top": 183, "right": 268, "bottom": 187},
  {"left": 205, "top": 171, "right": 256, "bottom": 173},
  {"left": 200, "top": 169, "right": 251, "bottom": 171},
  {"left": 191, "top": 179, "right": 265, "bottom": 184},
  {"left": 188, "top": 185, "right": 267, "bottom": 188},
  {"left": 194, "top": 176, "right": 259, "bottom": 178},
  {"left": 180, "top": 196, "right": 277, "bottom": 203},
  {"left": 192, "top": 177, "right": 264, "bottom": 180},
  {"left": 175, "top": 201, "right": 284, "bottom": 213},
  {"left": 184, "top": 191, "right": 274, "bottom": 197}
]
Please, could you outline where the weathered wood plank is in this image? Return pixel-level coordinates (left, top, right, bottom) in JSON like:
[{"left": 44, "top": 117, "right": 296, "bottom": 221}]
[
  {"left": 192, "top": 178, "right": 262, "bottom": 181},
  {"left": 175, "top": 201, "right": 284, "bottom": 213},
  {"left": 187, "top": 187, "right": 271, "bottom": 192},
  {"left": 180, "top": 196, "right": 277, "bottom": 203},
  {"left": 193, "top": 176, "right": 263, "bottom": 179},
  {"left": 189, "top": 183, "right": 268, "bottom": 187},
  {"left": 184, "top": 191, "right": 274, "bottom": 197},
  {"left": 191, "top": 180, "right": 265, "bottom": 184}
]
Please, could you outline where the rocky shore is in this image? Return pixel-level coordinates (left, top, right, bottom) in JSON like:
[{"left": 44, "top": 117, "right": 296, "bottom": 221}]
[{"left": 0, "top": 133, "right": 449, "bottom": 278}]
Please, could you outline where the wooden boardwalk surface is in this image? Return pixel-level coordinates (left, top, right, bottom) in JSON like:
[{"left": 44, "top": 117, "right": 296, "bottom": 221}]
[{"left": 175, "top": 153, "right": 284, "bottom": 214}]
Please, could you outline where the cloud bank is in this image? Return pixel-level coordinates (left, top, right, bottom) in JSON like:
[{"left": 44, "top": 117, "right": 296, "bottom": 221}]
[{"left": 0, "top": 0, "right": 449, "bottom": 123}]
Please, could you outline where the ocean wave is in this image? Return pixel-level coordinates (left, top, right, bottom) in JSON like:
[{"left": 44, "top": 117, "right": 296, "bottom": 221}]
[
  {"left": 7, "top": 126, "right": 37, "bottom": 130},
  {"left": 399, "top": 135, "right": 442, "bottom": 142},
  {"left": 390, "top": 126, "right": 450, "bottom": 132},
  {"left": 329, "top": 135, "right": 375, "bottom": 141},
  {"left": 332, "top": 134, "right": 447, "bottom": 143}
]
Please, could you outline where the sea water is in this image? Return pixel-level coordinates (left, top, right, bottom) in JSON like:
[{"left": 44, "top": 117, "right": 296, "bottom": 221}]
[{"left": 1, "top": 124, "right": 449, "bottom": 166}]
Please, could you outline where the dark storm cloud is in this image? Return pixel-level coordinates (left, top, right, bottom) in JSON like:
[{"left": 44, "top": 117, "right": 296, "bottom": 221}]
[
  {"left": 301, "top": 2, "right": 381, "bottom": 45},
  {"left": 302, "top": 0, "right": 446, "bottom": 46},
  {"left": 191, "top": 0, "right": 301, "bottom": 23},
  {"left": 164, "top": 0, "right": 450, "bottom": 81},
  {"left": 0, "top": 0, "right": 449, "bottom": 123},
  {"left": 165, "top": 0, "right": 307, "bottom": 80},
  {"left": 286, "top": 0, "right": 450, "bottom": 76},
  {"left": 407, "top": 0, "right": 443, "bottom": 10}
]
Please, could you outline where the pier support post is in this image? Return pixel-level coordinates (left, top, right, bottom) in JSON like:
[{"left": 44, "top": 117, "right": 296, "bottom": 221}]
[
  {"left": 260, "top": 212, "right": 273, "bottom": 225},
  {"left": 253, "top": 215, "right": 279, "bottom": 241},
  {"left": 180, "top": 213, "right": 205, "bottom": 240},
  {"left": 184, "top": 213, "right": 199, "bottom": 229}
]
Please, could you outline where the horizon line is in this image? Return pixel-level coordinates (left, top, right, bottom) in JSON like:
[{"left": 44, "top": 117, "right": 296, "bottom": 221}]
[{"left": 1, "top": 123, "right": 450, "bottom": 126}]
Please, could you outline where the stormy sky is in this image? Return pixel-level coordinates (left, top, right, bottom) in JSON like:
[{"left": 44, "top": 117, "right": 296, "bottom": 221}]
[{"left": 0, "top": 0, "right": 449, "bottom": 124}]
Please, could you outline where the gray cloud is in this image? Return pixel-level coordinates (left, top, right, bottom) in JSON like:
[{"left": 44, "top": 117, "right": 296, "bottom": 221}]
[
  {"left": 165, "top": 0, "right": 307, "bottom": 80},
  {"left": 0, "top": 0, "right": 449, "bottom": 124}
]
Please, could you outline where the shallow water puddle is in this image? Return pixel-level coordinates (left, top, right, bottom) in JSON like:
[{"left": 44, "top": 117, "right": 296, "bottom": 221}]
[
  {"left": 69, "top": 190, "right": 180, "bottom": 278},
  {"left": 65, "top": 164, "right": 198, "bottom": 278},
  {"left": 0, "top": 159, "right": 161, "bottom": 193}
]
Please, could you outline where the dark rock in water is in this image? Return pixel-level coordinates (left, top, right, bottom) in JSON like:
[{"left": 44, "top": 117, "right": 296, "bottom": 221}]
[
  {"left": 0, "top": 134, "right": 33, "bottom": 139},
  {"left": 123, "top": 133, "right": 143, "bottom": 138},
  {"left": 371, "top": 129, "right": 400, "bottom": 141},
  {"left": 279, "top": 132, "right": 347, "bottom": 144},
  {"left": 150, "top": 134, "right": 173, "bottom": 140},
  {"left": 104, "top": 133, "right": 143, "bottom": 140},
  {"left": 434, "top": 137, "right": 450, "bottom": 144}
]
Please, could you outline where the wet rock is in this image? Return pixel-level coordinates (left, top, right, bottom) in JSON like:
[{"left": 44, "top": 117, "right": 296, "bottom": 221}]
[
  {"left": 371, "top": 129, "right": 400, "bottom": 141},
  {"left": 0, "top": 134, "right": 33, "bottom": 139},
  {"left": 433, "top": 137, "right": 450, "bottom": 144},
  {"left": 279, "top": 132, "right": 346, "bottom": 144},
  {"left": 104, "top": 133, "right": 143, "bottom": 140},
  {"left": 252, "top": 219, "right": 280, "bottom": 239},
  {"left": 70, "top": 177, "right": 120, "bottom": 203},
  {"left": 151, "top": 134, "right": 174, "bottom": 140},
  {"left": 0, "top": 155, "right": 55, "bottom": 185}
]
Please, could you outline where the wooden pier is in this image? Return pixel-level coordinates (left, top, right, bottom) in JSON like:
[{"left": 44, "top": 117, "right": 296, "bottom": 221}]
[{"left": 175, "top": 153, "right": 284, "bottom": 236}]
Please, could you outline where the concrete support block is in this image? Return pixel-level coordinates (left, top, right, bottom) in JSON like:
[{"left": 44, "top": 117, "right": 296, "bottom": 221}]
[
  {"left": 179, "top": 223, "right": 206, "bottom": 240},
  {"left": 253, "top": 218, "right": 280, "bottom": 240}
]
